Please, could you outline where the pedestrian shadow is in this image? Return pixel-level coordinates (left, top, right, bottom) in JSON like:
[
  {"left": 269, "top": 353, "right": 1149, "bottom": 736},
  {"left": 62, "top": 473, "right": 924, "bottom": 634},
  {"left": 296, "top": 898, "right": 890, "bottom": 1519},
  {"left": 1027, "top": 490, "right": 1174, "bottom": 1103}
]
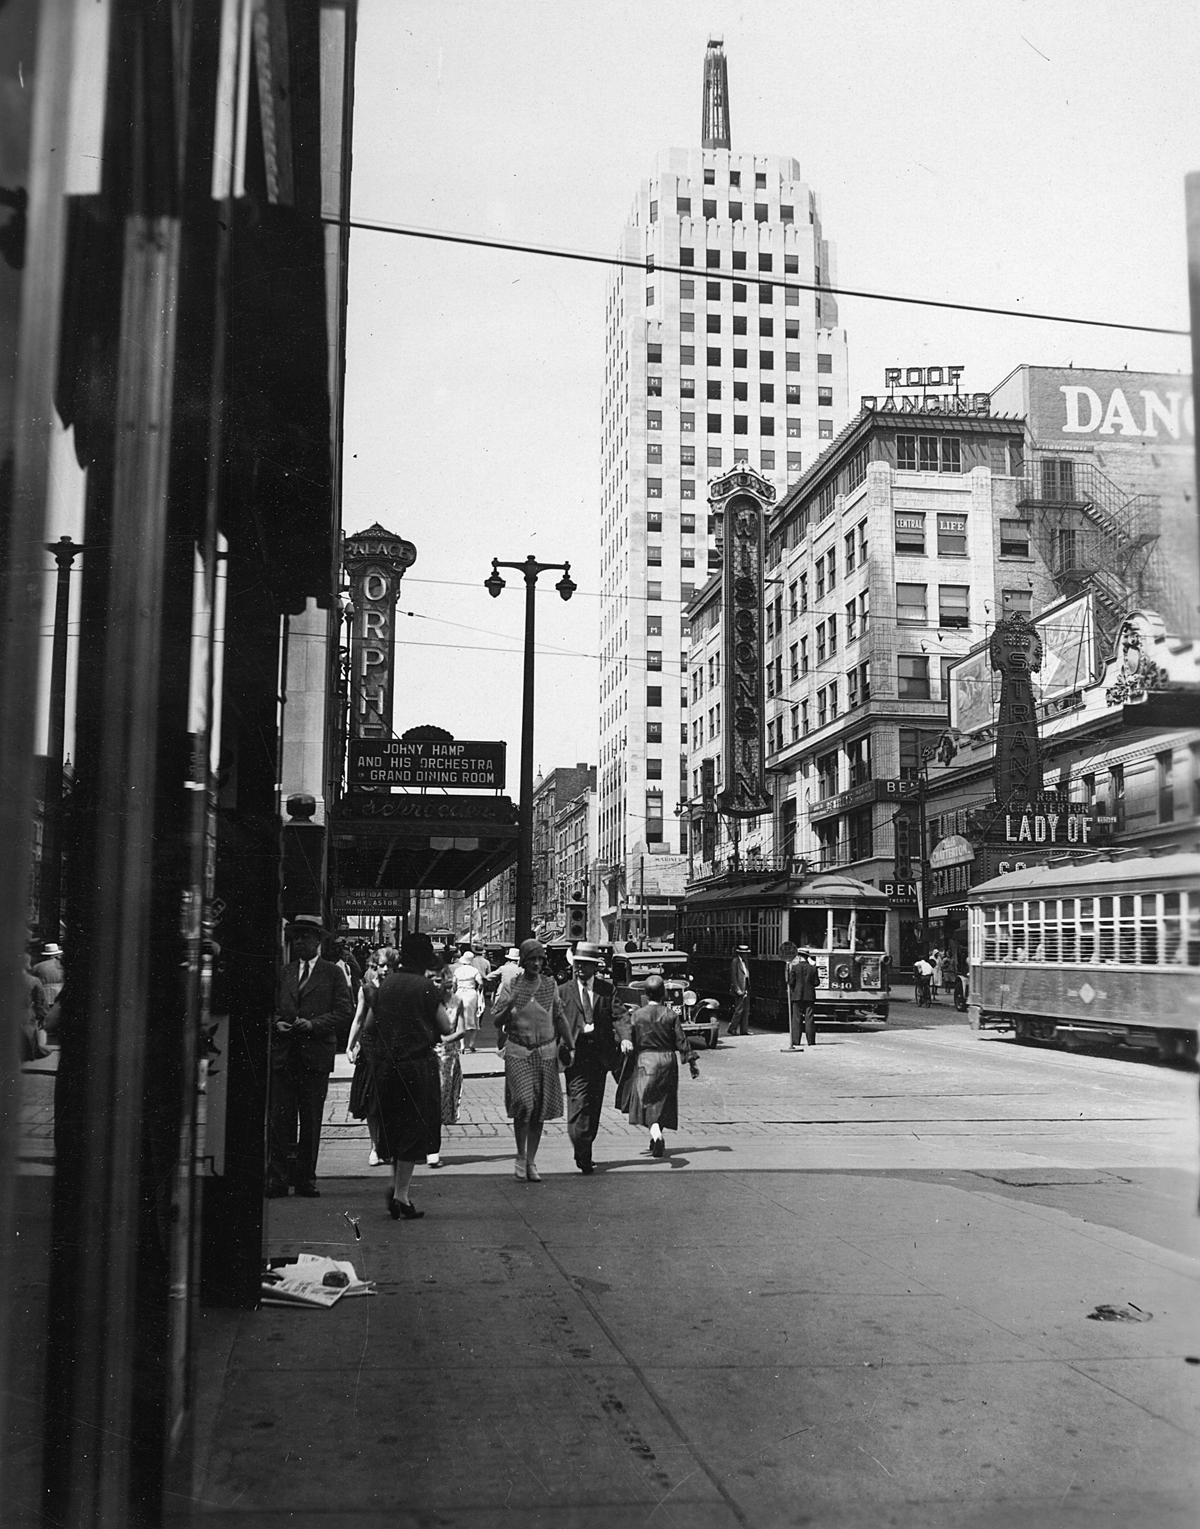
[{"left": 595, "top": 1143, "right": 733, "bottom": 1172}]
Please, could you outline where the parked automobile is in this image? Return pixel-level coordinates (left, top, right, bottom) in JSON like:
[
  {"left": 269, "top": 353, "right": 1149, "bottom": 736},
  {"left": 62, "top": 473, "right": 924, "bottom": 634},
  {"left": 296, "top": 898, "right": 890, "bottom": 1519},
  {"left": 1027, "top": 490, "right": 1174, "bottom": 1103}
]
[{"left": 610, "top": 949, "right": 722, "bottom": 1049}]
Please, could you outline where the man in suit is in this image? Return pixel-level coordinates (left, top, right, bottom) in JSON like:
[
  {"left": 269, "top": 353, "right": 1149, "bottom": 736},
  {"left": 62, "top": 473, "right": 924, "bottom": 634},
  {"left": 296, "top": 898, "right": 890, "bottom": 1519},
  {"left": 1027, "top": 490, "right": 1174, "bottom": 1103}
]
[
  {"left": 728, "top": 945, "right": 752, "bottom": 1035},
  {"left": 558, "top": 942, "right": 630, "bottom": 1174},
  {"left": 267, "top": 914, "right": 353, "bottom": 1198},
  {"left": 785, "top": 948, "right": 820, "bottom": 1050}
]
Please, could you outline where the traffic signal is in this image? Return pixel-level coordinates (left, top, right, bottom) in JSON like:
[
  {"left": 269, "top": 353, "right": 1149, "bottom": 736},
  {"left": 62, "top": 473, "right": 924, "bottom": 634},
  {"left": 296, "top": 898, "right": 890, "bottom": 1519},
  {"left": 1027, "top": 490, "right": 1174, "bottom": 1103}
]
[
  {"left": 566, "top": 901, "right": 587, "bottom": 941},
  {"left": 894, "top": 813, "right": 913, "bottom": 882}
]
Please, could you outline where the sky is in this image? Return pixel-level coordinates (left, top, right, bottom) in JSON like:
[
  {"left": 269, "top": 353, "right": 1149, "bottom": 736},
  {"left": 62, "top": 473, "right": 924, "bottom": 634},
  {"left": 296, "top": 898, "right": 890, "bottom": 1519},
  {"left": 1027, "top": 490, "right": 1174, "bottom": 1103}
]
[{"left": 341, "top": 0, "right": 1197, "bottom": 785}]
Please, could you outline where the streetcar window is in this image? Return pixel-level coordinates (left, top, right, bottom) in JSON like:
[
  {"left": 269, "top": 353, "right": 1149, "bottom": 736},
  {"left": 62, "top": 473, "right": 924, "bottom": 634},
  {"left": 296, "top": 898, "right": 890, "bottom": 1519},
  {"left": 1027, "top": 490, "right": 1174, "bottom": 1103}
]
[
  {"left": 1059, "top": 898, "right": 1077, "bottom": 962},
  {"left": 1026, "top": 901, "right": 1043, "bottom": 962},
  {"left": 1010, "top": 902, "right": 1026, "bottom": 961},
  {"left": 793, "top": 908, "right": 829, "bottom": 948},
  {"left": 1186, "top": 895, "right": 1200, "bottom": 965},
  {"left": 1042, "top": 900, "right": 1059, "bottom": 963},
  {"left": 856, "top": 911, "right": 885, "bottom": 951},
  {"left": 1163, "top": 892, "right": 1183, "bottom": 964},
  {"left": 1118, "top": 895, "right": 1137, "bottom": 964},
  {"left": 1097, "top": 897, "right": 1115, "bottom": 962},
  {"left": 831, "top": 910, "right": 852, "bottom": 948},
  {"left": 1139, "top": 893, "right": 1159, "bottom": 965}
]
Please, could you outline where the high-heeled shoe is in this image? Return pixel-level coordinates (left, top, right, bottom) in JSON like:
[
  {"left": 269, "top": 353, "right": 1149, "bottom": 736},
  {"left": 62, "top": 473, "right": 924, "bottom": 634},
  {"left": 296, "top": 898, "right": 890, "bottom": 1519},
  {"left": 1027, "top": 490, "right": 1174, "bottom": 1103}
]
[{"left": 388, "top": 1191, "right": 423, "bottom": 1219}]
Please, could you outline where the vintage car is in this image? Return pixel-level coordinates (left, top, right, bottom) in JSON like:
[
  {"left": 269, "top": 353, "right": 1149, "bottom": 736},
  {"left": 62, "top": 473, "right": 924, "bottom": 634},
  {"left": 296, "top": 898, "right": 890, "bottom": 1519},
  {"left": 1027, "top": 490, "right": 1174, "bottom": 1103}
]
[{"left": 610, "top": 949, "right": 722, "bottom": 1049}]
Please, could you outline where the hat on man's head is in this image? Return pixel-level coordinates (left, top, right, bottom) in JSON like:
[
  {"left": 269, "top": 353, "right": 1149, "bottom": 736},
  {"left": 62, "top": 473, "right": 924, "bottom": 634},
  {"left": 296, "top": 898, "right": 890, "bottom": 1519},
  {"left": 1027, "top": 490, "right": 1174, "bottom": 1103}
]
[
  {"left": 571, "top": 942, "right": 604, "bottom": 965},
  {"left": 288, "top": 914, "right": 325, "bottom": 934},
  {"left": 518, "top": 938, "right": 545, "bottom": 962},
  {"left": 505, "top": 947, "right": 521, "bottom": 962},
  {"left": 735, "top": 944, "right": 751, "bottom": 954},
  {"left": 400, "top": 930, "right": 436, "bottom": 969},
  {"left": 42, "top": 943, "right": 63, "bottom": 957}
]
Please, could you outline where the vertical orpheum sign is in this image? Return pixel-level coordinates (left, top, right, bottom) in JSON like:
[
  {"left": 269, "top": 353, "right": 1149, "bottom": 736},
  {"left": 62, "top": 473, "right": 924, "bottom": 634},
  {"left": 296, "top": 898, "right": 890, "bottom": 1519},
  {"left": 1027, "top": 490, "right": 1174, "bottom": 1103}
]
[
  {"left": 710, "top": 467, "right": 774, "bottom": 817},
  {"left": 989, "top": 612, "right": 1044, "bottom": 800},
  {"left": 343, "top": 523, "right": 417, "bottom": 740}
]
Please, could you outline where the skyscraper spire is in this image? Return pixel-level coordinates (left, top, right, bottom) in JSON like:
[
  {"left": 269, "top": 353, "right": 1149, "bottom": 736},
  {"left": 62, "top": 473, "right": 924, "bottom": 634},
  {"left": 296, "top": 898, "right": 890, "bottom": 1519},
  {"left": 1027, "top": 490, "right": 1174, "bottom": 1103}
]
[{"left": 701, "top": 39, "right": 731, "bottom": 149}]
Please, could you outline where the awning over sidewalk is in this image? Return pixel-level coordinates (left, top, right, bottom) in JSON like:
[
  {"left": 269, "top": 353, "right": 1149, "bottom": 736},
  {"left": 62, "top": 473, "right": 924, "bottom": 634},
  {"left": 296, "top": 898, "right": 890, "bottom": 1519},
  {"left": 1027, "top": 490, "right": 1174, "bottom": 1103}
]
[{"left": 331, "top": 793, "right": 519, "bottom": 896}]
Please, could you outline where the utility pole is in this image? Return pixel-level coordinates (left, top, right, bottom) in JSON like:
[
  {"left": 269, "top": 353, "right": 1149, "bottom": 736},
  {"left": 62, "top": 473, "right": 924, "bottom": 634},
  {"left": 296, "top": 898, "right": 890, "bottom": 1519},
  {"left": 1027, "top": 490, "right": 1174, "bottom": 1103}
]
[{"left": 40, "top": 536, "right": 82, "bottom": 940}]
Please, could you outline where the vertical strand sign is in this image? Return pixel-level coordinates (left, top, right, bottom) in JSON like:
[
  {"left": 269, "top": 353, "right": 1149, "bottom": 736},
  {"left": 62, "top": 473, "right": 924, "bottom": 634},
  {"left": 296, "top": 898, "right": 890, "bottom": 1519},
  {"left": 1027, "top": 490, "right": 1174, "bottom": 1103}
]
[
  {"left": 343, "top": 523, "right": 417, "bottom": 740},
  {"left": 711, "top": 467, "right": 774, "bottom": 817}
]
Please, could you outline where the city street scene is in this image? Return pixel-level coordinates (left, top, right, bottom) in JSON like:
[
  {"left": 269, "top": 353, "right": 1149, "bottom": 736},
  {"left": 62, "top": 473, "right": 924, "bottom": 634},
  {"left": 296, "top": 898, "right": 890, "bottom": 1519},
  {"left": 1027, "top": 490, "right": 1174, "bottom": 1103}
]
[{"left": 2, "top": 3, "right": 1200, "bottom": 1527}]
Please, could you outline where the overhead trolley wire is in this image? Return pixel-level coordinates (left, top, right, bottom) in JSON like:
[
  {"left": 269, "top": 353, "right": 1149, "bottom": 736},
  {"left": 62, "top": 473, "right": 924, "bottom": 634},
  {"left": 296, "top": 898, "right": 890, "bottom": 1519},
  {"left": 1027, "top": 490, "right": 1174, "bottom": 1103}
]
[{"left": 325, "top": 213, "right": 1190, "bottom": 338}]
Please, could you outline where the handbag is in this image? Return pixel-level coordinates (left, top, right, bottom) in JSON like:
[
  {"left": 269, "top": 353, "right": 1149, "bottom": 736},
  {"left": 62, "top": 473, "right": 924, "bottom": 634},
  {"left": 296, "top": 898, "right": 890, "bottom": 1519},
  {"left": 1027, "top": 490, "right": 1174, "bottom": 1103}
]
[{"left": 348, "top": 1055, "right": 375, "bottom": 1119}]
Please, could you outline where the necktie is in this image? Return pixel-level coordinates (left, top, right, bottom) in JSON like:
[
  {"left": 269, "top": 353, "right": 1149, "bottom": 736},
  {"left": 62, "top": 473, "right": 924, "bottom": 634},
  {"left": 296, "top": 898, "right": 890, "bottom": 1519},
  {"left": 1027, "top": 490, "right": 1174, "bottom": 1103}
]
[
  {"left": 582, "top": 982, "right": 594, "bottom": 1030},
  {"left": 299, "top": 960, "right": 311, "bottom": 989}
]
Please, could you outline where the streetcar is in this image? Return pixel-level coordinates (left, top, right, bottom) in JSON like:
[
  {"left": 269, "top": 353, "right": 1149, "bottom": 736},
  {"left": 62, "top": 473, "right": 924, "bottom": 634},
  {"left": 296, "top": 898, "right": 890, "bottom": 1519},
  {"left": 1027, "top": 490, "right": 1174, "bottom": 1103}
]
[
  {"left": 677, "top": 871, "right": 891, "bottom": 1026},
  {"left": 967, "top": 853, "right": 1200, "bottom": 1060}
]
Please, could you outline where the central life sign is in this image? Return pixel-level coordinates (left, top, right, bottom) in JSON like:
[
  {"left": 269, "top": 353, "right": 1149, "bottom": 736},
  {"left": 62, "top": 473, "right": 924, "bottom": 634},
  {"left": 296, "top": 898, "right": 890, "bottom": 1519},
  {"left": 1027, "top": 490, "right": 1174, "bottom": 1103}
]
[{"left": 348, "top": 739, "right": 506, "bottom": 789}]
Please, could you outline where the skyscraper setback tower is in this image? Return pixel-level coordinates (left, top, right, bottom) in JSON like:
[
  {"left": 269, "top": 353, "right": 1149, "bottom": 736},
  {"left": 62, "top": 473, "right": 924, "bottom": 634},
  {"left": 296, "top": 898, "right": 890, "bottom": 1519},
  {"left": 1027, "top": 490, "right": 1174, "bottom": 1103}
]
[{"left": 597, "top": 43, "right": 851, "bottom": 940}]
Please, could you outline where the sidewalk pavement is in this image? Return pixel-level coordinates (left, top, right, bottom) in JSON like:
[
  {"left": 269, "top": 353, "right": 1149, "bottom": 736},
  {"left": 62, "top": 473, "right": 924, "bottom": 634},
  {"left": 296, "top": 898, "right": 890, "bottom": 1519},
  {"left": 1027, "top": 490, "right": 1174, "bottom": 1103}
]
[{"left": 190, "top": 1055, "right": 1200, "bottom": 1527}]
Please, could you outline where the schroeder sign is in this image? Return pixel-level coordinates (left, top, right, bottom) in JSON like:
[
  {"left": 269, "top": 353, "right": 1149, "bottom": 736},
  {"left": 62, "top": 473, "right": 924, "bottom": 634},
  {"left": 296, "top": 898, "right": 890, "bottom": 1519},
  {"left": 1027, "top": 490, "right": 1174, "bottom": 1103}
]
[
  {"left": 710, "top": 467, "right": 774, "bottom": 818},
  {"left": 349, "top": 739, "right": 505, "bottom": 789}
]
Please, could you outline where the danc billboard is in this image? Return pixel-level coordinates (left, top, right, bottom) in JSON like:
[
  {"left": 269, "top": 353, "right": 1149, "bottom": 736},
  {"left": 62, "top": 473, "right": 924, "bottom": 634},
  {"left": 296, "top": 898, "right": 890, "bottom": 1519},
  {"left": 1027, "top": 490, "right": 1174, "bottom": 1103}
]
[{"left": 1025, "top": 368, "right": 1193, "bottom": 444}]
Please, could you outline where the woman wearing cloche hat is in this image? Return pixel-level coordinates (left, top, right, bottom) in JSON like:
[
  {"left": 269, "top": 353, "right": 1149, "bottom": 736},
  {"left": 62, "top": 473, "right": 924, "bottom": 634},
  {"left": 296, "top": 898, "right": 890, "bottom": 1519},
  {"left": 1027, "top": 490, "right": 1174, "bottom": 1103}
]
[{"left": 490, "top": 939, "right": 574, "bottom": 1182}]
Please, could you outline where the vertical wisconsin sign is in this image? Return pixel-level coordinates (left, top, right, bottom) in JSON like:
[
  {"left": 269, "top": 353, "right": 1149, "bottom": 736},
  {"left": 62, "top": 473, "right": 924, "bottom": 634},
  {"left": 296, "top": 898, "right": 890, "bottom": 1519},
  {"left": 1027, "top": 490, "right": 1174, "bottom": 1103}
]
[
  {"left": 711, "top": 467, "right": 774, "bottom": 817},
  {"left": 343, "top": 523, "right": 417, "bottom": 740},
  {"left": 989, "top": 612, "right": 1044, "bottom": 801}
]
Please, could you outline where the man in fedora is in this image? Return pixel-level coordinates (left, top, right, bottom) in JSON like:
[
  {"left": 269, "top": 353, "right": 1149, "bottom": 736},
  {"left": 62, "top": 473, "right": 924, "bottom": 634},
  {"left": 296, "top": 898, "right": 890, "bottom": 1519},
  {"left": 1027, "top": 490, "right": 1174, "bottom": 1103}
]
[
  {"left": 728, "top": 945, "right": 752, "bottom": 1036},
  {"left": 267, "top": 914, "right": 353, "bottom": 1198},
  {"left": 559, "top": 942, "right": 630, "bottom": 1174}
]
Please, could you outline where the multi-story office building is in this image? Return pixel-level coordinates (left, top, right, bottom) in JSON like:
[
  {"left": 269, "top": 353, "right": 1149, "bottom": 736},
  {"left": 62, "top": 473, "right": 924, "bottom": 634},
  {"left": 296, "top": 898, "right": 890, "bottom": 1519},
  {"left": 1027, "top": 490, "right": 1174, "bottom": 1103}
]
[
  {"left": 530, "top": 763, "right": 596, "bottom": 937},
  {"left": 597, "top": 40, "right": 851, "bottom": 941},
  {"left": 685, "top": 402, "right": 1057, "bottom": 964}
]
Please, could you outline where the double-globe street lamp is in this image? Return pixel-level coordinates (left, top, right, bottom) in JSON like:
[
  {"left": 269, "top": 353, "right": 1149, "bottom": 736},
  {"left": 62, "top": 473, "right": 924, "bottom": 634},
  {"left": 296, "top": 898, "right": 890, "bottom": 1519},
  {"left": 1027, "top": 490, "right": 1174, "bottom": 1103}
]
[{"left": 485, "top": 555, "right": 576, "bottom": 940}]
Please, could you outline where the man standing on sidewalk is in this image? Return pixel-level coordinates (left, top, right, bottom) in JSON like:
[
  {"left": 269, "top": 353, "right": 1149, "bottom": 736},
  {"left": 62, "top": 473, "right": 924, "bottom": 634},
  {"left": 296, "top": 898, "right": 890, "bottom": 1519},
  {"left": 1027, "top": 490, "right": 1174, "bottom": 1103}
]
[
  {"left": 728, "top": 945, "right": 752, "bottom": 1035},
  {"left": 785, "top": 949, "right": 819, "bottom": 1050},
  {"left": 267, "top": 915, "right": 353, "bottom": 1198},
  {"left": 559, "top": 943, "right": 630, "bottom": 1174}
]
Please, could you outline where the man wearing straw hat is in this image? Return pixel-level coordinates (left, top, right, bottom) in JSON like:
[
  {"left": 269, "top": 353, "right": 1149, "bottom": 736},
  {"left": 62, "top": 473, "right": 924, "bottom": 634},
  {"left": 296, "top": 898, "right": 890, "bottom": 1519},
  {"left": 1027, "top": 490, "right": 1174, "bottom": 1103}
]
[{"left": 559, "top": 943, "right": 630, "bottom": 1175}]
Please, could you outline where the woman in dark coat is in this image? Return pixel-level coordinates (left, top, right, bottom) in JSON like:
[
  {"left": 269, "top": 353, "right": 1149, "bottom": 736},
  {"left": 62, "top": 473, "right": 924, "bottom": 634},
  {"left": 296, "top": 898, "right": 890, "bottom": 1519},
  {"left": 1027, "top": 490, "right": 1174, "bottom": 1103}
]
[
  {"left": 617, "top": 975, "right": 699, "bottom": 1158},
  {"left": 491, "top": 938, "right": 573, "bottom": 1182},
  {"left": 363, "top": 931, "right": 454, "bottom": 1218}
]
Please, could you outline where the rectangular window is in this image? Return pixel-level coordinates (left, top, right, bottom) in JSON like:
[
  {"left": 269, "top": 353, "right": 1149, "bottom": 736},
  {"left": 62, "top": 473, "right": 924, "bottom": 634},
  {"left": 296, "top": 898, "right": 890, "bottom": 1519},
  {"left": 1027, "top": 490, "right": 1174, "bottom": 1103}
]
[
  {"left": 646, "top": 510, "right": 662, "bottom": 531},
  {"left": 896, "top": 434, "right": 917, "bottom": 471},
  {"left": 680, "top": 345, "right": 695, "bottom": 366},
  {"left": 786, "top": 352, "right": 800, "bottom": 371},
  {"left": 680, "top": 246, "right": 694, "bottom": 265},
  {"left": 734, "top": 415, "right": 748, "bottom": 435},
  {"left": 1159, "top": 750, "right": 1176, "bottom": 823},
  {"left": 1000, "top": 520, "right": 1031, "bottom": 557},
  {"left": 1002, "top": 587, "right": 1032, "bottom": 616},
  {"left": 898, "top": 654, "right": 931, "bottom": 700},
  {"left": 826, "top": 548, "right": 837, "bottom": 590},
  {"left": 754, "top": 203, "right": 769, "bottom": 222},
  {"left": 707, "top": 348, "right": 722, "bottom": 368},
  {"left": 847, "top": 665, "right": 860, "bottom": 709},
  {"left": 859, "top": 590, "right": 869, "bottom": 634},
  {"left": 645, "top": 757, "right": 662, "bottom": 780},
  {"left": 707, "top": 413, "right": 722, "bottom": 433},
  {"left": 941, "top": 437, "right": 962, "bottom": 472},
  {"left": 645, "top": 790, "right": 664, "bottom": 843},
  {"left": 680, "top": 279, "right": 694, "bottom": 298},
  {"left": 702, "top": 198, "right": 717, "bottom": 219},
  {"left": 707, "top": 379, "right": 721, "bottom": 400},
  {"left": 760, "top": 383, "right": 775, "bottom": 403},
  {"left": 818, "top": 421, "right": 833, "bottom": 440},
  {"left": 781, "top": 204, "right": 794, "bottom": 223},
  {"left": 647, "top": 581, "right": 662, "bottom": 602},
  {"left": 681, "top": 411, "right": 695, "bottom": 431},
  {"left": 647, "top": 477, "right": 662, "bottom": 498},
  {"left": 760, "top": 416, "right": 775, "bottom": 437},
  {"left": 647, "top": 375, "right": 662, "bottom": 396},
  {"left": 732, "top": 315, "right": 748, "bottom": 336},
  {"left": 646, "top": 545, "right": 662, "bottom": 566},
  {"left": 786, "top": 418, "right": 801, "bottom": 440},
  {"left": 759, "top": 317, "right": 774, "bottom": 337},
  {"left": 646, "top": 614, "right": 662, "bottom": 635},
  {"left": 729, "top": 201, "right": 742, "bottom": 220},
  {"left": 681, "top": 480, "right": 696, "bottom": 500},
  {"left": 680, "top": 546, "right": 695, "bottom": 565},
  {"left": 938, "top": 584, "right": 970, "bottom": 629},
  {"left": 846, "top": 598, "right": 857, "bottom": 642},
  {"left": 760, "top": 350, "right": 774, "bottom": 370},
  {"left": 894, "top": 512, "right": 925, "bottom": 554},
  {"left": 799, "top": 574, "right": 809, "bottom": 613},
  {"left": 847, "top": 736, "right": 871, "bottom": 788},
  {"left": 896, "top": 583, "right": 927, "bottom": 624},
  {"left": 800, "top": 636, "right": 809, "bottom": 674},
  {"left": 919, "top": 435, "right": 939, "bottom": 471},
  {"left": 680, "top": 446, "right": 696, "bottom": 467},
  {"left": 733, "top": 381, "right": 748, "bottom": 401},
  {"left": 789, "top": 581, "right": 798, "bottom": 621},
  {"left": 817, "top": 689, "right": 828, "bottom": 729},
  {"left": 759, "top": 284, "right": 773, "bottom": 304},
  {"left": 787, "top": 450, "right": 802, "bottom": 471},
  {"left": 646, "top": 650, "right": 662, "bottom": 669},
  {"left": 645, "top": 287, "right": 655, "bottom": 307},
  {"left": 681, "top": 377, "right": 695, "bottom": 398},
  {"left": 706, "top": 279, "right": 722, "bottom": 299},
  {"left": 647, "top": 343, "right": 662, "bottom": 364},
  {"left": 817, "top": 352, "right": 833, "bottom": 373},
  {"left": 706, "top": 250, "right": 721, "bottom": 268},
  {"left": 844, "top": 530, "right": 856, "bottom": 573},
  {"left": 791, "top": 704, "right": 800, "bottom": 741},
  {"left": 785, "top": 319, "right": 800, "bottom": 339},
  {"left": 704, "top": 168, "right": 715, "bottom": 185},
  {"left": 732, "top": 288, "right": 747, "bottom": 308},
  {"left": 817, "top": 386, "right": 833, "bottom": 407},
  {"left": 706, "top": 313, "right": 721, "bottom": 333},
  {"left": 816, "top": 622, "right": 826, "bottom": 663},
  {"left": 828, "top": 614, "right": 838, "bottom": 655},
  {"left": 646, "top": 442, "right": 662, "bottom": 462},
  {"left": 676, "top": 197, "right": 691, "bottom": 214},
  {"left": 733, "top": 349, "right": 747, "bottom": 369},
  {"left": 815, "top": 562, "right": 825, "bottom": 601},
  {"left": 649, "top": 200, "right": 658, "bottom": 222},
  {"left": 729, "top": 172, "right": 741, "bottom": 189},
  {"left": 848, "top": 806, "right": 873, "bottom": 862},
  {"left": 756, "top": 172, "right": 767, "bottom": 189},
  {"left": 789, "top": 643, "right": 799, "bottom": 681},
  {"left": 937, "top": 514, "right": 968, "bottom": 556},
  {"left": 859, "top": 522, "right": 868, "bottom": 565},
  {"left": 940, "top": 656, "right": 957, "bottom": 701},
  {"left": 761, "top": 449, "right": 775, "bottom": 469},
  {"left": 647, "top": 409, "right": 662, "bottom": 430},
  {"left": 707, "top": 447, "right": 722, "bottom": 467},
  {"left": 647, "top": 686, "right": 662, "bottom": 707},
  {"left": 647, "top": 720, "right": 662, "bottom": 742},
  {"left": 680, "top": 312, "right": 695, "bottom": 332}
]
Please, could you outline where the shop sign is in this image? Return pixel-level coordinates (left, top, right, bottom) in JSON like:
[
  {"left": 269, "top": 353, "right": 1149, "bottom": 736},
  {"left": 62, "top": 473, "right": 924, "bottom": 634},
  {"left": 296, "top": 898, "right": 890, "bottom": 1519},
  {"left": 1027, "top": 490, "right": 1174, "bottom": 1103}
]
[
  {"left": 968, "top": 800, "right": 1109, "bottom": 848},
  {"left": 344, "top": 523, "right": 418, "bottom": 742},
  {"left": 337, "top": 793, "right": 518, "bottom": 824},
  {"left": 348, "top": 739, "right": 505, "bottom": 789},
  {"left": 861, "top": 393, "right": 991, "bottom": 415},
  {"left": 930, "top": 862, "right": 972, "bottom": 899},
  {"left": 809, "top": 777, "right": 908, "bottom": 822},
  {"left": 929, "top": 833, "right": 975, "bottom": 869},
  {"left": 880, "top": 880, "right": 917, "bottom": 904}
]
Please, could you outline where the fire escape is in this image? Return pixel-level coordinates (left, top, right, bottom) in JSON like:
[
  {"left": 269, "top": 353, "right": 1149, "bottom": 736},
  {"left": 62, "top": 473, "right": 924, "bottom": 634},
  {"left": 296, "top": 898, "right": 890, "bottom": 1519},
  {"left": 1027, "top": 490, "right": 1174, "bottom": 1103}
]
[{"left": 1018, "top": 457, "right": 1190, "bottom": 650}]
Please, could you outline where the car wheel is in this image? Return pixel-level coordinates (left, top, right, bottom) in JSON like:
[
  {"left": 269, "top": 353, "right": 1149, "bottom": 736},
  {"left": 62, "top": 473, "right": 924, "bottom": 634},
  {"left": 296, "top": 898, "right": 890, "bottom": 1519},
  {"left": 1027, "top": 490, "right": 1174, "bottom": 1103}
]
[{"left": 708, "top": 1028, "right": 719, "bottom": 1049}]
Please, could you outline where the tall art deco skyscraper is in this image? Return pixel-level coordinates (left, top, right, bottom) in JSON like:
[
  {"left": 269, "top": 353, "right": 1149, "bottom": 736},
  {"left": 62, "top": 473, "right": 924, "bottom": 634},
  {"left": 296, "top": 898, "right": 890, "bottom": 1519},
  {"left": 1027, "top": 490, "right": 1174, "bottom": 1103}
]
[{"left": 596, "top": 41, "right": 851, "bottom": 935}]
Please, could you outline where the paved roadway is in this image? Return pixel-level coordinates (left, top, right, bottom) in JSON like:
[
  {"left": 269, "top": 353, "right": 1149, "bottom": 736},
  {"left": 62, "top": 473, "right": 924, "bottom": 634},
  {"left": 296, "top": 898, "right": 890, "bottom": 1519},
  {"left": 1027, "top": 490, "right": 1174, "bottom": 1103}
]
[{"left": 191, "top": 1001, "right": 1200, "bottom": 1529}]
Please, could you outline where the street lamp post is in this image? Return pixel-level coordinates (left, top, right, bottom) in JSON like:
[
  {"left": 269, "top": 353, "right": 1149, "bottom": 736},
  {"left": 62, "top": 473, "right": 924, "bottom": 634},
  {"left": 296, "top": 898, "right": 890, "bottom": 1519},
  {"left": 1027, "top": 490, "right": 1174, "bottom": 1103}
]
[
  {"left": 485, "top": 555, "right": 575, "bottom": 940},
  {"left": 40, "top": 536, "right": 83, "bottom": 940}
]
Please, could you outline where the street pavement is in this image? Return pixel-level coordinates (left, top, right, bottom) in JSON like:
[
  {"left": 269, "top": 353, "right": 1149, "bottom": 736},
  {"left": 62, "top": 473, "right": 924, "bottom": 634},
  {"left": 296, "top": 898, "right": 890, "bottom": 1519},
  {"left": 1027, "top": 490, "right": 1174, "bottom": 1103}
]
[{"left": 187, "top": 997, "right": 1200, "bottom": 1528}]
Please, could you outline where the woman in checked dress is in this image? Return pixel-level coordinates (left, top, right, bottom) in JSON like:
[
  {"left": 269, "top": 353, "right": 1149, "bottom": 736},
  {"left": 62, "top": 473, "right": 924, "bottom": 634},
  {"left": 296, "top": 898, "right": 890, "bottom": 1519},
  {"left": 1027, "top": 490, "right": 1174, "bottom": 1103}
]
[
  {"left": 491, "top": 939, "right": 573, "bottom": 1182},
  {"left": 616, "top": 975, "right": 700, "bottom": 1158}
]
